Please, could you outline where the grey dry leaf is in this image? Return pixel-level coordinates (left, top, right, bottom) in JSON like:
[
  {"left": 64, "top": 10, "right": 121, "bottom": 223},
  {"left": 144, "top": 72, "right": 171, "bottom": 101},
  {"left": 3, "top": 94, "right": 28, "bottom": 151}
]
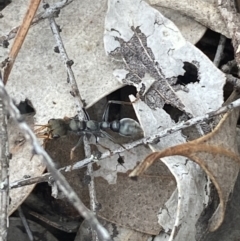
[
  {"left": 149, "top": 0, "right": 230, "bottom": 38},
  {"left": 108, "top": 26, "right": 189, "bottom": 115},
  {"left": 104, "top": 0, "right": 226, "bottom": 117},
  {"left": 6, "top": 115, "right": 45, "bottom": 215}
]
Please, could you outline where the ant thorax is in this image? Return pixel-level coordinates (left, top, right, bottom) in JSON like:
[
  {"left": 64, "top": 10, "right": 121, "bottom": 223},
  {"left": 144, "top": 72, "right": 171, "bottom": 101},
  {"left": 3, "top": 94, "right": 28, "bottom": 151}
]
[
  {"left": 69, "top": 119, "right": 86, "bottom": 132},
  {"left": 100, "top": 121, "right": 111, "bottom": 130}
]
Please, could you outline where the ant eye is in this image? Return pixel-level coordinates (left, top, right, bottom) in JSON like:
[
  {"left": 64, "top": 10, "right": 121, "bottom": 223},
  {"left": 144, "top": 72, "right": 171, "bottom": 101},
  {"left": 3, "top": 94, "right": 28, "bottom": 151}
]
[{"left": 52, "top": 134, "right": 60, "bottom": 139}]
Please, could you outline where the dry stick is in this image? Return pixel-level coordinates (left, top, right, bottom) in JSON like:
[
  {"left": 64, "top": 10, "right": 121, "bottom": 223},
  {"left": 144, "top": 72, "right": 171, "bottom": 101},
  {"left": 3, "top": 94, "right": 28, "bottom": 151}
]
[
  {"left": 85, "top": 142, "right": 98, "bottom": 241},
  {"left": 221, "top": 60, "right": 237, "bottom": 73},
  {"left": 3, "top": 0, "right": 41, "bottom": 84},
  {"left": 18, "top": 207, "right": 34, "bottom": 241},
  {"left": 218, "top": 0, "right": 240, "bottom": 67},
  {"left": 10, "top": 155, "right": 95, "bottom": 188},
  {"left": 10, "top": 97, "right": 240, "bottom": 189},
  {"left": 0, "top": 98, "right": 10, "bottom": 241},
  {"left": 226, "top": 74, "right": 240, "bottom": 89},
  {"left": 48, "top": 13, "right": 98, "bottom": 240},
  {"left": 213, "top": 35, "right": 227, "bottom": 67},
  {"left": 48, "top": 16, "right": 85, "bottom": 118},
  {"left": 0, "top": 80, "right": 112, "bottom": 241}
]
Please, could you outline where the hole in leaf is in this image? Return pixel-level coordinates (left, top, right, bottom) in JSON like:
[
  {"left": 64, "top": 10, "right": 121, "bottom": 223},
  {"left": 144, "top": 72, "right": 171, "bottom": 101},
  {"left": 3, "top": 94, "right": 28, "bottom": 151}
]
[
  {"left": 0, "top": 0, "right": 11, "bottom": 11},
  {"left": 163, "top": 104, "right": 185, "bottom": 123},
  {"left": 17, "top": 99, "right": 35, "bottom": 114},
  {"left": 177, "top": 62, "right": 199, "bottom": 86},
  {"left": 223, "top": 82, "right": 234, "bottom": 101},
  {"left": 106, "top": 85, "right": 137, "bottom": 122}
]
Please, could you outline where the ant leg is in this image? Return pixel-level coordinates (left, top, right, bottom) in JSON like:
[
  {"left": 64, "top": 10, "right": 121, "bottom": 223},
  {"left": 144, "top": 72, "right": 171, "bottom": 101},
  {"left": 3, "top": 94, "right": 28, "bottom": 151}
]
[
  {"left": 100, "top": 130, "right": 131, "bottom": 153},
  {"left": 93, "top": 134, "right": 112, "bottom": 154},
  {"left": 102, "top": 100, "right": 133, "bottom": 122},
  {"left": 70, "top": 136, "right": 83, "bottom": 160},
  {"left": 82, "top": 108, "right": 90, "bottom": 121}
]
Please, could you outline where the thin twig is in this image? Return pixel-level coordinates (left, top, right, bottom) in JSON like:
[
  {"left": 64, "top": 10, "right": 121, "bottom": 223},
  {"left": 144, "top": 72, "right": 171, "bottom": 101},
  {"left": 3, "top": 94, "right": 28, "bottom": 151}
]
[
  {"left": 18, "top": 206, "right": 34, "bottom": 241},
  {"left": 0, "top": 79, "right": 112, "bottom": 241},
  {"left": 10, "top": 155, "right": 95, "bottom": 188},
  {"left": 218, "top": 0, "right": 240, "bottom": 67},
  {"left": 0, "top": 97, "right": 9, "bottom": 241},
  {"left": 48, "top": 16, "right": 85, "bottom": 120},
  {"left": 48, "top": 11, "right": 98, "bottom": 240},
  {"left": 9, "top": 97, "right": 240, "bottom": 189},
  {"left": 221, "top": 60, "right": 237, "bottom": 74},
  {"left": 3, "top": 0, "right": 41, "bottom": 84},
  {"left": 226, "top": 74, "right": 240, "bottom": 89},
  {"left": 83, "top": 136, "right": 98, "bottom": 240},
  {"left": 213, "top": 35, "right": 227, "bottom": 67}
]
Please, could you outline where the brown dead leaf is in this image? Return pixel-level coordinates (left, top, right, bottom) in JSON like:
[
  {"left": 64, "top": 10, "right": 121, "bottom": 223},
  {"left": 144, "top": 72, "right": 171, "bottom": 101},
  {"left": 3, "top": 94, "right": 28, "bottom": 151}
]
[
  {"left": 101, "top": 218, "right": 151, "bottom": 241},
  {"left": 130, "top": 108, "right": 240, "bottom": 232},
  {"left": 76, "top": 218, "right": 151, "bottom": 241},
  {"left": 43, "top": 133, "right": 90, "bottom": 219},
  {"left": 95, "top": 158, "right": 176, "bottom": 235}
]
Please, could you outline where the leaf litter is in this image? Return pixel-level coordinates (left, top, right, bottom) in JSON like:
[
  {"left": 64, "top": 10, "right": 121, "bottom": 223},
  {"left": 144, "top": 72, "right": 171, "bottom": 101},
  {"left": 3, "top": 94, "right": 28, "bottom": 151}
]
[{"left": 1, "top": 0, "right": 239, "bottom": 240}]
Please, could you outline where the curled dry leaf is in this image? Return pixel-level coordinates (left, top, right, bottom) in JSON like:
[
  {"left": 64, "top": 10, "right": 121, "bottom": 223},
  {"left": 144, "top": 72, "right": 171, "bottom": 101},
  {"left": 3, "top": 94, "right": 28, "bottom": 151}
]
[
  {"left": 130, "top": 108, "right": 240, "bottom": 232},
  {"left": 130, "top": 96, "right": 209, "bottom": 240}
]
